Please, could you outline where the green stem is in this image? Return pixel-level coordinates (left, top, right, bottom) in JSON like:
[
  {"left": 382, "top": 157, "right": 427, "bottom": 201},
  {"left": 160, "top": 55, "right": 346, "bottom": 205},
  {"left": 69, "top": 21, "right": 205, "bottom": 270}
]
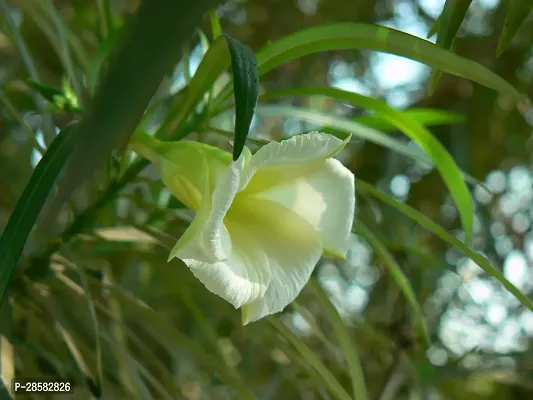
[{"left": 128, "top": 131, "right": 163, "bottom": 165}]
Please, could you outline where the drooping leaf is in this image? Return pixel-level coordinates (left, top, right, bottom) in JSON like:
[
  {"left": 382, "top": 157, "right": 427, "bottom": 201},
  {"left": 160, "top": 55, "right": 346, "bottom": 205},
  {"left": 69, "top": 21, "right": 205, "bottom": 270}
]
[
  {"left": 497, "top": 0, "right": 533, "bottom": 56},
  {"left": 429, "top": 0, "right": 473, "bottom": 94},
  {"left": 214, "top": 23, "right": 526, "bottom": 110},
  {"left": 223, "top": 34, "right": 259, "bottom": 161},
  {"left": 256, "top": 23, "right": 523, "bottom": 102}
]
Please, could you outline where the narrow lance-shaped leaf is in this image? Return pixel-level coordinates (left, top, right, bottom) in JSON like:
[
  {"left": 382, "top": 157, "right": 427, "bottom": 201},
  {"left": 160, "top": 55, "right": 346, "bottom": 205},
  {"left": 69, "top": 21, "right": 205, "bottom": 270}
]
[
  {"left": 497, "top": 0, "right": 533, "bottom": 56},
  {"left": 349, "top": 108, "right": 465, "bottom": 131},
  {"left": 223, "top": 34, "right": 259, "bottom": 160},
  {"left": 429, "top": 0, "right": 473, "bottom": 94},
  {"left": 0, "top": 126, "right": 76, "bottom": 306},
  {"left": 213, "top": 23, "right": 527, "bottom": 111},
  {"left": 428, "top": 16, "right": 440, "bottom": 38},
  {"left": 210, "top": 9, "right": 222, "bottom": 39}
]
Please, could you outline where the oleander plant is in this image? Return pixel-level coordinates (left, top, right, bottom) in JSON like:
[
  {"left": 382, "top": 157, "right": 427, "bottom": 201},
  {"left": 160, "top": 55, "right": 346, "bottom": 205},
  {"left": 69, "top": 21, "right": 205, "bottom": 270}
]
[{"left": 1, "top": 0, "right": 533, "bottom": 399}]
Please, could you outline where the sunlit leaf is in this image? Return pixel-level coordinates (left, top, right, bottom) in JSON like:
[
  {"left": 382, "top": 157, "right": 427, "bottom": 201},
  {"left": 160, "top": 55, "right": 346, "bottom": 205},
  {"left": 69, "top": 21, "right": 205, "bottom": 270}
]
[{"left": 255, "top": 23, "right": 525, "bottom": 103}]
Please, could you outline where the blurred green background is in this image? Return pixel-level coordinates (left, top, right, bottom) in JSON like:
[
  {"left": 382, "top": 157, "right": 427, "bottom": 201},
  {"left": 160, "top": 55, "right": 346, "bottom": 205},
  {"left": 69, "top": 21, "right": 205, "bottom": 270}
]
[{"left": 1, "top": 0, "right": 533, "bottom": 399}]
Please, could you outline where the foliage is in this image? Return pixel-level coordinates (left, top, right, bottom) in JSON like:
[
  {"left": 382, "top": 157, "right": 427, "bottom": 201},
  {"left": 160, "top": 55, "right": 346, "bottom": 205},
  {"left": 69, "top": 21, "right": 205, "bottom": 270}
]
[{"left": 1, "top": 0, "right": 533, "bottom": 399}]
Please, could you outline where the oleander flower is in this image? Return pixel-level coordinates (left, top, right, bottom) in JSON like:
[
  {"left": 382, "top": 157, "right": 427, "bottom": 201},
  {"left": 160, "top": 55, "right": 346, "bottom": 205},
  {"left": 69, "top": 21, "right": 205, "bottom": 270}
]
[{"left": 130, "top": 131, "right": 355, "bottom": 324}]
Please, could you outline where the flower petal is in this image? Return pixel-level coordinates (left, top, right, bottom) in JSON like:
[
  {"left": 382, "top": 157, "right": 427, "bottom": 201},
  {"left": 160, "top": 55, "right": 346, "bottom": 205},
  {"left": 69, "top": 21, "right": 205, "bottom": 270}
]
[
  {"left": 169, "top": 149, "right": 250, "bottom": 263},
  {"left": 167, "top": 155, "right": 213, "bottom": 261},
  {"left": 227, "top": 198, "right": 322, "bottom": 324},
  {"left": 255, "top": 158, "right": 355, "bottom": 257},
  {"left": 180, "top": 223, "right": 272, "bottom": 309},
  {"left": 239, "top": 131, "right": 350, "bottom": 193}
]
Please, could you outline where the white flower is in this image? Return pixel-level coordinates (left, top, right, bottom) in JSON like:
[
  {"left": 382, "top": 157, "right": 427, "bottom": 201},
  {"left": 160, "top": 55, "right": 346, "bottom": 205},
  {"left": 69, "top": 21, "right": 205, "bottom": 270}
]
[{"left": 130, "top": 132, "right": 355, "bottom": 324}]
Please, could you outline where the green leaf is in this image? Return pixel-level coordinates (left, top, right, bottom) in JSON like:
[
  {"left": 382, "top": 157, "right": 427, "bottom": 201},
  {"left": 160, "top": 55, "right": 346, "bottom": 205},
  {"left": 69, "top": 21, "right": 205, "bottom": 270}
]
[
  {"left": 47, "top": 0, "right": 221, "bottom": 224},
  {"left": 308, "top": 279, "right": 368, "bottom": 400},
  {"left": 497, "top": 0, "right": 533, "bottom": 56},
  {"left": 223, "top": 34, "right": 259, "bottom": 161},
  {"left": 27, "top": 79, "right": 65, "bottom": 104},
  {"left": 261, "top": 86, "right": 473, "bottom": 242},
  {"left": 0, "top": 126, "right": 76, "bottom": 306},
  {"left": 254, "top": 23, "right": 524, "bottom": 104},
  {"left": 210, "top": 9, "right": 222, "bottom": 39},
  {"left": 216, "top": 94, "right": 465, "bottom": 130},
  {"left": 343, "top": 109, "right": 463, "bottom": 132},
  {"left": 355, "top": 179, "right": 533, "bottom": 314},
  {"left": 354, "top": 223, "right": 431, "bottom": 347},
  {"left": 429, "top": 0, "right": 473, "bottom": 94},
  {"left": 427, "top": 17, "right": 440, "bottom": 38}
]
